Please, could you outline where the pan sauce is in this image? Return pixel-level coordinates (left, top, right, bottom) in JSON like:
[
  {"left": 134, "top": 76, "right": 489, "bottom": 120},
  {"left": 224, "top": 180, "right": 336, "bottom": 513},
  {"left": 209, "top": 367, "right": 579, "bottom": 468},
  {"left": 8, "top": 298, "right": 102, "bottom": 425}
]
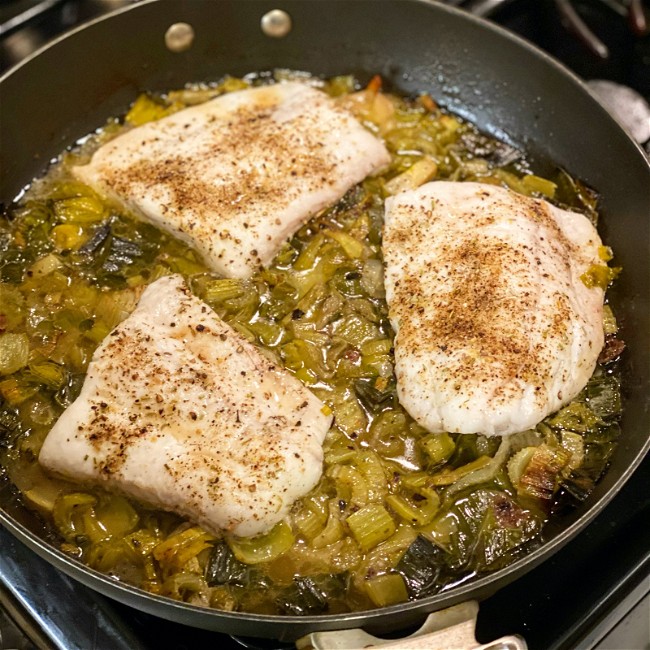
[{"left": 0, "top": 71, "right": 624, "bottom": 615}]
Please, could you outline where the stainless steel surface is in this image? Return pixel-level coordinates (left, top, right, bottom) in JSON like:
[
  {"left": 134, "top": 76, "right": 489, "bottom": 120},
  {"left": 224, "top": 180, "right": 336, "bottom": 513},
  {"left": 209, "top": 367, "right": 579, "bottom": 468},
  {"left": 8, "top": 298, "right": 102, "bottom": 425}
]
[
  {"left": 0, "top": 0, "right": 65, "bottom": 37},
  {"left": 588, "top": 79, "right": 650, "bottom": 144},
  {"left": 0, "top": 526, "right": 147, "bottom": 650},
  {"left": 586, "top": 575, "right": 650, "bottom": 649}
]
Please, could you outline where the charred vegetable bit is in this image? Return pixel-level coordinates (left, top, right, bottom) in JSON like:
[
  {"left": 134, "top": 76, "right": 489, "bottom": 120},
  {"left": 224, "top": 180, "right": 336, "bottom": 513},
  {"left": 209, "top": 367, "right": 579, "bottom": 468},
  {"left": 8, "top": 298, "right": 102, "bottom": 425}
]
[
  {"left": 396, "top": 535, "right": 444, "bottom": 599},
  {"left": 277, "top": 574, "right": 347, "bottom": 615},
  {"left": 204, "top": 543, "right": 250, "bottom": 587},
  {"left": 0, "top": 70, "right": 623, "bottom": 615}
]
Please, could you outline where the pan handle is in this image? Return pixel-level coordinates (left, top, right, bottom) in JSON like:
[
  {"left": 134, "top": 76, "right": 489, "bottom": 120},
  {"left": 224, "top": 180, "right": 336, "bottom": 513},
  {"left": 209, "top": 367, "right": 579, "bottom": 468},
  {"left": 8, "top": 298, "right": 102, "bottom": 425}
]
[{"left": 296, "top": 601, "right": 527, "bottom": 650}]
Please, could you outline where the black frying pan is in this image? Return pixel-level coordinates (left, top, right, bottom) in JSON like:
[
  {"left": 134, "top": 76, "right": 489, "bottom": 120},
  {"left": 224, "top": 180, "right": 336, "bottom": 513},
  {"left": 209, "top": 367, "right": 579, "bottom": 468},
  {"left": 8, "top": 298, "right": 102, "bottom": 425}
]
[{"left": 1, "top": 0, "right": 649, "bottom": 641}]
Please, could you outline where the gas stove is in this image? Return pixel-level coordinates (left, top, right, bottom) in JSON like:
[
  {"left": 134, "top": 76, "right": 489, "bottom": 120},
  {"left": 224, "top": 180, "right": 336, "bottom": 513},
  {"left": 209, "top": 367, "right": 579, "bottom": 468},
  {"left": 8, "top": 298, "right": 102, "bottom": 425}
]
[{"left": 1, "top": 2, "right": 649, "bottom": 649}]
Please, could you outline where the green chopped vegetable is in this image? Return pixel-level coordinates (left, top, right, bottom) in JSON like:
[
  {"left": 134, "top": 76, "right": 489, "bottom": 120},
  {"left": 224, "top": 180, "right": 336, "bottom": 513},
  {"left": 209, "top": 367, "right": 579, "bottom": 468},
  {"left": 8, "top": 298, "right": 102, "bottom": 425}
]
[
  {"left": 396, "top": 535, "right": 443, "bottom": 599},
  {"left": 277, "top": 574, "right": 346, "bottom": 615},
  {"left": 521, "top": 174, "right": 557, "bottom": 198},
  {"left": 511, "top": 444, "right": 571, "bottom": 500},
  {"left": 364, "top": 573, "right": 409, "bottom": 606},
  {"left": 347, "top": 504, "right": 396, "bottom": 551},
  {"left": 153, "top": 526, "right": 215, "bottom": 571},
  {"left": 581, "top": 263, "right": 621, "bottom": 290},
  {"left": 0, "top": 333, "right": 30, "bottom": 375},
  {"left": 421, "top": 432, "right": 456, "bottom": 465},
  {"left": 205, "top": 543, "right": 250, "bottom": 587},
  {"left": 227, "top": 521, "right": 294, "bottom": 565},
  {"left": 384, "top": 156, "right": 438, "bottom": 195},
  {"left": 387, "top": 488, "right": 440, "bottom": 526}
]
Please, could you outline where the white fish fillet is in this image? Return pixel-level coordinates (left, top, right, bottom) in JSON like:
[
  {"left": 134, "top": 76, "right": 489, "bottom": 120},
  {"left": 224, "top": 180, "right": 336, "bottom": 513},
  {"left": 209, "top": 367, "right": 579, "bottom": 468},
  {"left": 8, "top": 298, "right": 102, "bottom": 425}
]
[
  {"left": 38, "top": 275, "right": 332, "bottom": 537},
  {"left": 73, "top": 82, "right": 390, "bottom": 279},
  {"left": 383, "top": 181, "right": 606, "bottom": 436}
]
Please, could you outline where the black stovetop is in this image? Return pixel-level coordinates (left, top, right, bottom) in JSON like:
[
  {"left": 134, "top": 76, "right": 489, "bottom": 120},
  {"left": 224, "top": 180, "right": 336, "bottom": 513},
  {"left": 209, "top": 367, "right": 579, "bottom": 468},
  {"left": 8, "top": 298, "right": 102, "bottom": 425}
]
[{"left": 1, "top": 2, "right": 649, "bottom": 649}]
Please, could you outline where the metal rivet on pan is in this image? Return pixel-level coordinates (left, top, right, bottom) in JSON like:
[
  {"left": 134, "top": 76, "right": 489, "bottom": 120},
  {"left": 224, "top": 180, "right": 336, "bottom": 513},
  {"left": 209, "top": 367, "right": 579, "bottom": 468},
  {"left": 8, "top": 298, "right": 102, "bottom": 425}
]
[
  {"left": 261, "top": 9, "right": 292, "bottom": 38},
  {"left": 165, "top": 22, "right": 195, "bottom": 53}
]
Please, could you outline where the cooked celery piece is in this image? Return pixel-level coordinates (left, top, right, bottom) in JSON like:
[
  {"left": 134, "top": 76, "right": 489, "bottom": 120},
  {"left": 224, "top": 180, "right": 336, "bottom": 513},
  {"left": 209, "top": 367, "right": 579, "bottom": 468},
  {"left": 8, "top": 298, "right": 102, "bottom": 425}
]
[
  {"left": 427, "top": 456, "right": 493, "bottom": 486},
  {"left": 368, "top": 409, "right": 407, "bottom": 443},
  {"left": 0, "top": 71, "right": 623, "bottom": 616},
  {"left": 52, "top": 492, "right": 97, "bottom": 541},
  {"left": 324, "top": 229, "right": 367, "bottom": 259},
  {"left": 387, "top": 488, "right": 440, "bottom": 526},
  {"left": 355, "top": 524, "right": 417, "bottom": 594},
  {"left": 521, "top": 174, "right": 557, "bottom": 198},
  {"left": 347, "top": 504, "right": 396, "bottom": 551},
  {"left": 54, "top": 196, "right": 105, "bottom": 224},
  {"left": 323, "top": 439, "right": 357, "bottom": 465},
  {"left": 293, "top": 232, "right": 326, "bottom": 271},
  {"left": 513, "top": 444, "right": 572, "bottom": 500},
  {"left": 125, "top": 93, "right": 178, "bottom": 125},
  {"left": 602, "top": 304, "right": 618, "bottom": 335},
  {"left": 319, "top": 385, "right": 367, "bottom": 437},
  {"left": 248, "top": 318, "right": 286, "bottom": 347},
  {"left": 312, "top": 501, "right": 345, "bottom": 549},
  {"left": 162, "top": 571, "right": 208, "bottom": 601},
  {"left": 421, "top": 432, "right": 455, "bottom": 465},
  {"left": 443, "top": 437, "right": 512, "bottom": 501},
  {"left": 27, "top": 362, "right": 67, "bottom": 389},
  {"left": 0, "top": 333, "right": 30, "bottom": 375},
  {"left": 51, "top": 225, "right": 81, "bottom": 253},
  {"left": 328, "top": 464, "right": 370, "bottom": 508},
  {"left": 361, "top": 339, "right": 392, "bottom": 356},
  {"left": 580, "top": 263, "right": 621, "bottom": 290},
  {"left": 355, "top": 450, "right": 388, "bottom": 502},
  {"left": 228, "top": 521, "right": 294, "bottom": 564},
  {"left": 560, "top": 431, "right": 585, "bottom": 472},
  {"left": 153, "top": 526, "right": 216, "bottom": 571},
  {"left": 23, "top": 480, "right": 65, "bottom": 513},
  {"left": 293, "top": 503, "right": 327, "bottom": 541},
  {"left": 360, "top": 258, "right": 385, "bottom": 298},
  {"left": 331, "top": 314, "right": 380, "bottom": 347},
  {"left": 548, "top": 402, "right": 602, "bottom": 433},
  {"left": 94, "top": 495, "right": 140, "bottom": 540},
  {"left": 0, "top": 377, "right": 39, "bottom": 405},
  {"left": 364, "top": 573, "right": 409, "bottom": 606},
  {"left": 385, "top": 156, "right": 438, "bottom": 195},
  {"left": 507, "top": 447, "right": 537, "bottom": 488},
  {"left": 0, "top": 284, "right": 25, "bottom": 329},
  {"left": 87, "top": 538, "right": 139, "bottom": 573},
  {"left": 199, "top": 277, "right": 251, "bottom": 304},
  {"left": 29, "top": 253, "right": 63, "bottom": 277},
  {"left": 281, "top": 339, "right": 327, "bottom": 384}
]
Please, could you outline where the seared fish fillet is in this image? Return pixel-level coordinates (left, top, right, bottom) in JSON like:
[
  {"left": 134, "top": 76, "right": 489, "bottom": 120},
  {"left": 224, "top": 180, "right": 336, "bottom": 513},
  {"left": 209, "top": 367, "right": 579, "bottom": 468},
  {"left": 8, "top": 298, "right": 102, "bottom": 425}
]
[
  {"left": 73, "top": 82, "right": 390, "bottom": 278},
  {"left": 39, "top": 275, "right": 332, "bottom": 537},
  {"left": 383, "top": 182, "right": 606, "bottom": 436}
]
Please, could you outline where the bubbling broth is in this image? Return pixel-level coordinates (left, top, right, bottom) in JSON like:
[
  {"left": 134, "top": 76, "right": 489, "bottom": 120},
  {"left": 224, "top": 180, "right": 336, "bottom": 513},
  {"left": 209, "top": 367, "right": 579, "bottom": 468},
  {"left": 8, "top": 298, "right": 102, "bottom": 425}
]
[{"left": 0, "top": 71, "right": 624, "bottom": 615}]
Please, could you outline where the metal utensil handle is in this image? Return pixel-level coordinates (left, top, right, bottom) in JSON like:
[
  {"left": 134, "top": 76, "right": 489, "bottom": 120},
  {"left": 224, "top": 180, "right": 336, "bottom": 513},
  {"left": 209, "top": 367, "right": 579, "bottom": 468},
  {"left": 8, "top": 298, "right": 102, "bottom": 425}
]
[{"left": 297, "top": 601, "right": 527, "bottom": 650}]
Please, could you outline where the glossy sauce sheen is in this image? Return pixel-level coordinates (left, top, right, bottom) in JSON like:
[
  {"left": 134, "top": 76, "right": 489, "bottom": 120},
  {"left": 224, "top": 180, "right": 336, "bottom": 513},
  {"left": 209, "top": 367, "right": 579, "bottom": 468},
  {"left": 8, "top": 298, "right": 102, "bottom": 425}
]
[
  {"left": 383, "top": 182, "right": 605, "bottom": 436},
  {"left": 38, "top": 275, "right": 333, "bottom": 537},
  {"left": 72, "top": 82, "right": 390, "bottom": 279}
]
